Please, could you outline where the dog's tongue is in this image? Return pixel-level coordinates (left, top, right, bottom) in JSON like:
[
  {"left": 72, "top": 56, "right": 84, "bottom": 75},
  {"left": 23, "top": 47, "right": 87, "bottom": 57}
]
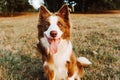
[{"left": 49, "top": 39, "right": 60, "bottom": 54}]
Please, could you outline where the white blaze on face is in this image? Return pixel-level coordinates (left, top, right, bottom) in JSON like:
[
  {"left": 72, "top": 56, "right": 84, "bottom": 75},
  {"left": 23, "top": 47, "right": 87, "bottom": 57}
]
[
  {"left": 44, "top": 16, "right": 63, "bottom": 53},
  {"left": 44, "top": 16, "right": 63, "bottom": 39}
]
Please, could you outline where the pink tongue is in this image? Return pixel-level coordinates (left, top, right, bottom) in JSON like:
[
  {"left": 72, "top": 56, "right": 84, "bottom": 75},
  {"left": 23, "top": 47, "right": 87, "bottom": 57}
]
[{"left": 49, "top": 39, "right": 60, "bottom": 54}]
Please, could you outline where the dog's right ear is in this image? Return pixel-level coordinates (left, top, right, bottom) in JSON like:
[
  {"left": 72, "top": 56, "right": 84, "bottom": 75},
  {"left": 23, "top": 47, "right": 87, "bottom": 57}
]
[
  {"left": 39, "top": 5, "right": 51, "bottom": 19},
  {"left": 57, "top": 5, "right": 69, "bottom": 21}
]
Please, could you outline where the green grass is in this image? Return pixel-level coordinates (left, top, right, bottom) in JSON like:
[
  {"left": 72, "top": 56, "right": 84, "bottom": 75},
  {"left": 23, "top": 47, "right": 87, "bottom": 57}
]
[
  {"left": 0, "top": 49, "right": 43, "bottom": 80},
  {"left": 0, "top": 13, "right": 120, "bottom": 80}
]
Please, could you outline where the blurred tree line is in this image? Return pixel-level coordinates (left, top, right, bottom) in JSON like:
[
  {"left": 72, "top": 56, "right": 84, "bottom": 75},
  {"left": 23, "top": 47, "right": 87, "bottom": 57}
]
[
  {"left": 0, "top": 0, "right": 120, "bottom": 16},
  {"left": 75, "top": 0, "right": 120, "bottom": 12},
  {"left": 0, "top": 0, "right": 33, "bottom": 16},
  {"left": 45, "top": 0, "right": 120, "bottom": 12}
]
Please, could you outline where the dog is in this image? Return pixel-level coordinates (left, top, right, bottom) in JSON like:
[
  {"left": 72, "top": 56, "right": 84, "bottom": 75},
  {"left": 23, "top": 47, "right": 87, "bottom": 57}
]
[{"left": 37, "top": 5, "right": 91, "bottom": 80}]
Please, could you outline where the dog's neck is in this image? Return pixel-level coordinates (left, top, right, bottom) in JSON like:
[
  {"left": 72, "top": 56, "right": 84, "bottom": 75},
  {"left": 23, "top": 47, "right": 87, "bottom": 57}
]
[{"left": 56, "top": 39, "right": 72, "bottom": 55}]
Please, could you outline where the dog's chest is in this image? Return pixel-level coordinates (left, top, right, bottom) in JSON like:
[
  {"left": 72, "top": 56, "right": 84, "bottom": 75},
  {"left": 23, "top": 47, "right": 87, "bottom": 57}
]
[
  {"left": 53, "top": 53, "right": 68, "bottom": 79},
  {"left": 41, "top": 37, "right": 72, "bottom": 79},
  {"left": 52, "top": 40, "right": 72, "bottom": 79}
]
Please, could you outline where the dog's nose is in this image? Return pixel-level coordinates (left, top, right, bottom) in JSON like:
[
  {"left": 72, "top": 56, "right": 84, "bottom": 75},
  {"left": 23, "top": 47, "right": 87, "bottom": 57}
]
[{"left": 50, "top": 31, "right": 57, "bottom": 38}]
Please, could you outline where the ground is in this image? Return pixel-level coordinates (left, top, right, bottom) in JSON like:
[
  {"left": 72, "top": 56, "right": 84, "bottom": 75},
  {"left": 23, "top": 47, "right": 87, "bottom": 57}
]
[{"left": 0, "top": 13, "right": 120, "bottom": 80}]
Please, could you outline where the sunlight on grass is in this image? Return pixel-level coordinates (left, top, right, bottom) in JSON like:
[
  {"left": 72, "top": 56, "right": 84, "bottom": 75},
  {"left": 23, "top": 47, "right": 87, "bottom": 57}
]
[{"left": 0, "top": 13, "right": 120, "bottom": 80}]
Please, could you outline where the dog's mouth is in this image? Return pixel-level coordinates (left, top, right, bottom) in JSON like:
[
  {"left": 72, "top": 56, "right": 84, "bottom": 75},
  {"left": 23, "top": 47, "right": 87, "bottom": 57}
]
[{"left": 45, "top": 35, "right": 61, "bottom": 54}]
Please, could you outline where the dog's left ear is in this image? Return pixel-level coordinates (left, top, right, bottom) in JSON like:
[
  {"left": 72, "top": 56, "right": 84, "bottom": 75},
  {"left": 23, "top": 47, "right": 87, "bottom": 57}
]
[
  {"left": 57, "top": 5, "right": 69, "bottom": 20},
  {"left": 39, "top": 5, "right": 51, "bottom": 19}
]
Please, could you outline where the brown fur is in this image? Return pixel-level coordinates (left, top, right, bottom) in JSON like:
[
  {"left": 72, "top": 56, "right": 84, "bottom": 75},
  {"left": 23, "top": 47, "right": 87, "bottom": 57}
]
[
  {"left": 37, "top": 5, "right": 71, "bottom": 61},
  {"left": 37, "top": 5, "right": 88, "bottom": 80},
  {"left": 44, "top": 65, "right": 54, "bottom": 80},
  {"left": 66, "top": 52, "right": 84, "bottom": 78}
]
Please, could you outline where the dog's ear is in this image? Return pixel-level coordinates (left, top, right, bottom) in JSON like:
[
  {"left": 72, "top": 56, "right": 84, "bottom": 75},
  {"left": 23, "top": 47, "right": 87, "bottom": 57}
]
[
  {"left": 57, "top": 5, "right": 69, "bottom": 20},
  {"left": 39, "top": 5, "right": 51, "bottom": 19}
]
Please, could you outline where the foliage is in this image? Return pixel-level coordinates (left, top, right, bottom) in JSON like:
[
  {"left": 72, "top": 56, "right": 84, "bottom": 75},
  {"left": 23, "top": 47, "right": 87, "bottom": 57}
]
[
  {"left": 0, "top": 0, "right": 120, "bottom": 15},
  {"left": 75, "top": 0, "right": 120, "bottom": 12},
  {"left": 45, "top": 0, "right": 64, "bottom": 12},
  {"left": 0, "top": 0, "right": 33, "bottom": 16},
  {"left": 44, "top": 0, "right": 120, "bottom": 12}
]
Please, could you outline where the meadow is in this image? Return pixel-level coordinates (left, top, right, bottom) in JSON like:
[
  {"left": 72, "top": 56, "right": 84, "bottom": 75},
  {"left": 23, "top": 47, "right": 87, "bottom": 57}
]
[{"left": 0, "top": 13, "right": 120, "bottom": 80}]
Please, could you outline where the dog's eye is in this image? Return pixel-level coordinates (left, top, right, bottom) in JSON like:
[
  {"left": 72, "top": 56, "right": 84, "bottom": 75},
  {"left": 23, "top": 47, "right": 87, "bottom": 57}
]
[
  {"left": 57, "top": 21, "right": 63, "bottom": 27},
  {"left": 45, "top": 22, "right": 50, "bottom": 26}
]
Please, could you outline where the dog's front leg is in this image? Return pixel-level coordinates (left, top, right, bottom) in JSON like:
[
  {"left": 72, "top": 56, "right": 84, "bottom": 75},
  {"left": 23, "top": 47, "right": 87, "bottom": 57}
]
[
  {"left": 43, "top": 64, "right": 55, "bottom": 80},
  {"left": 47, "top": 69, "right": 54, "bottom": 80}
]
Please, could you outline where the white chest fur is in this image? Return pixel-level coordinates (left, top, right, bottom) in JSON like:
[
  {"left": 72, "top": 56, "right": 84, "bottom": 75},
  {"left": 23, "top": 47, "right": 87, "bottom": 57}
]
[
  {"left": 54, "top": 39, "right": 72, "bottom": 65},
  {"left": 41, "top": 37, "right": 72, "bottom": 79},
  {"left": 53, "top": 40, "right": 72, "bottom": 79}
]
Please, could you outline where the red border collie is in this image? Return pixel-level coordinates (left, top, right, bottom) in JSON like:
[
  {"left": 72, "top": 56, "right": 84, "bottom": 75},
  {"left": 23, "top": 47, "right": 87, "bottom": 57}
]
[{"left": 37, "top": 5, "right": 91, "bottom": 80}]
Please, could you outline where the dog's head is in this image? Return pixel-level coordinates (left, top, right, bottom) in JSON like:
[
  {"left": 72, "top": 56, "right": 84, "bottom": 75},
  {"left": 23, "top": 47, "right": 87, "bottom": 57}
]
[{"left": 38, "top": 5, "right": 71, "bottom": 53}]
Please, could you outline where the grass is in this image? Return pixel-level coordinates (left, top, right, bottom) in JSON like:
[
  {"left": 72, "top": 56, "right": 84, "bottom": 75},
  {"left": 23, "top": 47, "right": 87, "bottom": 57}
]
[
  {"left": 0, "top": 50, "right": 44, "bottom": 80},
  {"left": 0, "top": 13, "right": 120, "bottom": 80}
]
